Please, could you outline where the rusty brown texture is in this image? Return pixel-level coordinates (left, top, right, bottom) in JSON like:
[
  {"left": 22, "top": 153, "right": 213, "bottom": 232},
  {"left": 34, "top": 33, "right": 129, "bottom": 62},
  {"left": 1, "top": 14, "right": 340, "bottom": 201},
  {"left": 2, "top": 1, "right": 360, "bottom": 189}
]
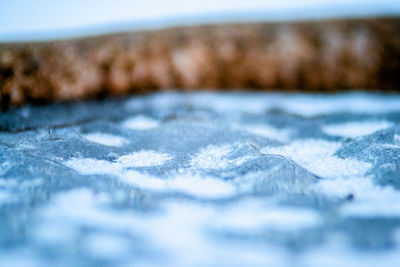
[{"left": 1, "top": 18, "right": 400, "bottom": 108}]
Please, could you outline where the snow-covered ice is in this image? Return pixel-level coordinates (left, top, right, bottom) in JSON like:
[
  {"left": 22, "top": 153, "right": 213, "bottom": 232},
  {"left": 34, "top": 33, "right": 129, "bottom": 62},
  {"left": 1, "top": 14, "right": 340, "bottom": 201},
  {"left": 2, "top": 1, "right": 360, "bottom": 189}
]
[
  {"left": 1, "top": 92, "right": 400, "bottom": 266},
  {"left": 83, "top": 132, "right": 128, "bottom": 147},
  {"left": 322, "top": 120, "right": 393, "bottom": 139}
]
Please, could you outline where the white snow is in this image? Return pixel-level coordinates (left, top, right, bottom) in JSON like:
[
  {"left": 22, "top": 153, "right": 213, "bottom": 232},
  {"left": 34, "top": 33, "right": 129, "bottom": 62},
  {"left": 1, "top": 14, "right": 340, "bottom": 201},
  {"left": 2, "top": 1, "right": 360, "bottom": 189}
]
[
  {"left": 83, "top": 132, "right": 128, "bottom": 147},
  {"left": 267, "top": 140, "right": 400, "bottom": 217},
  {"left": 117, "top": 150, "right": 172, "bottom": 167},
  {"left": 122, "top": 171, "right": 236, "bottom": 198},
  {"left": 4, "top": 92, "right": 400, "bottom": 266},
  {"left": 261, "top": 139, "right": 372, "bottom": 179},
  {"left": 190, "top": 144, "right": 252, "bottom": 170},
  {"left": 260, "top": 138, "right": 400, "bottom": 219},
  {"left": 322, "top": 120, "right": 393, "bottom": 138},
  {"left": 65, "top": 153, "right": 235, "bottom": 199},
  {"left": 121, "top": 115, "right": 160, "bottom": 130},
  {"left": 66, "top": 150, "right": 171, "bottom": 175},
  {"left": 65, "top": 158, "right": 120, "bottom": 176},
  {"left": 190, "top": 144, "right": 233, "bottom": 170}
]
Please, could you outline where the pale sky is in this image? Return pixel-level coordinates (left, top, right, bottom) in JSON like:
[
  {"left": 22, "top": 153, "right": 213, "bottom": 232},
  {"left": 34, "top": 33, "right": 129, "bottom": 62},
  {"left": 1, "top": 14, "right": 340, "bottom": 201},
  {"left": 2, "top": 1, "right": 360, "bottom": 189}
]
[{"left": 1, "top": 0, "right": 399, "bottom": 41}]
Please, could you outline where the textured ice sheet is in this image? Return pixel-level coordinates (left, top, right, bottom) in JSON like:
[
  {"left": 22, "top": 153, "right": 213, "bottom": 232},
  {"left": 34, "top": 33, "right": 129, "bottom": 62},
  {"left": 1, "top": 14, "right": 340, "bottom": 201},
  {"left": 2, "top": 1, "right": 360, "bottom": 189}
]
[{"left": 1, "top": 92, "right": 400, "bottom": 266}]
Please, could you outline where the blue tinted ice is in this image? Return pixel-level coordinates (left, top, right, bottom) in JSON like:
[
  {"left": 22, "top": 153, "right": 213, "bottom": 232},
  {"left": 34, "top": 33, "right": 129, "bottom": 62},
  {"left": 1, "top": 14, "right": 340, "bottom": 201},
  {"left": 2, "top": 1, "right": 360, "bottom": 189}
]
[{"left": 1, "top": 92, "right": 400, "bottom": 266}]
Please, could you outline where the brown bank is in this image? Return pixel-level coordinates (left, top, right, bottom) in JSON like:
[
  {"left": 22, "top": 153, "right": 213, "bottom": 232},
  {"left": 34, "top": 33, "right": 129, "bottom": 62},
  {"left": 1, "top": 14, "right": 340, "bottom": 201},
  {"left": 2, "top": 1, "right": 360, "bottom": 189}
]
[{"left": 1, "top": 17, "right": 399, "bottom": 109}]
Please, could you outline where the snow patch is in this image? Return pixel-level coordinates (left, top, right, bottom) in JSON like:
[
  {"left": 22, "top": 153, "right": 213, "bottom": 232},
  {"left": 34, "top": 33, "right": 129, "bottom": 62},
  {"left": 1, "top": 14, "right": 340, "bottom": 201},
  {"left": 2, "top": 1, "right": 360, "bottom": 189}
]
[
  {"left": 65, "top": 156, "right": 234, "bottom": 198},
  {"left": 65, "top": 150, "right": 171, "bottom": 175},
  {"left": 117, "top": 150, "right": 172, "bottom": 167},
  {"left": 121, "top": 115, "right": 159, "bottom": 130},
  {"left": 83, "top": 133, "right": 128, "bottom": 147},
  {"left": 190, "top": 144, "right": 233, "bottom": 170},
  {"left": 261, "top": 139, "right": 372, "bottom": 179},
  {"left": 322, "top": 120, "right": 393, "bottom": 138},
  {"left": 65, "top": 158, "right": 120, "bottom": 175},
  {"left": 122, "top": 171, "right": 236, "bottom": 198},
  {"left": 190, "top": 144, "right": 252, "bottom": 170}
]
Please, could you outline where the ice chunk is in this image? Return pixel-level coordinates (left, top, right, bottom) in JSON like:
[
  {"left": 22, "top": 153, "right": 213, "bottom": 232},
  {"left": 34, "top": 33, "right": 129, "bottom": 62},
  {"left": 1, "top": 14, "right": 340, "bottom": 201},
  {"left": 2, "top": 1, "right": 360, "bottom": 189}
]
[
  {"left": 236, "top": 155, "right": 319, "bottom": 194},
  {"left": 336, "top": 126, "right": 400, "bottom": 188}
]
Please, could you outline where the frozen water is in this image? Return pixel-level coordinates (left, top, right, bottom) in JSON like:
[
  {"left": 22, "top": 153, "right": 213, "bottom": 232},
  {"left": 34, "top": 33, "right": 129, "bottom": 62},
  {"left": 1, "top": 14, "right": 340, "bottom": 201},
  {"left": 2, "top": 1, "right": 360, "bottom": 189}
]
[
  {"left": 336, "top": 125, "right": 400, "bottom": 188},
  {"left": 1, "top": 92, "right": 400, "bottom": 266}
]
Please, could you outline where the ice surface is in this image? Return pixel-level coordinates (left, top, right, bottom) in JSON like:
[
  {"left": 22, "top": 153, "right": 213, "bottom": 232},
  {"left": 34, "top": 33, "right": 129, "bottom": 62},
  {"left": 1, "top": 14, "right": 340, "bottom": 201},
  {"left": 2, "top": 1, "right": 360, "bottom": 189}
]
[
  {"left": 241, "top": 124, "right": 293, "bottom": 142},
  {"left": 1, "top": 92, "right": 400, "bottom": 266}
]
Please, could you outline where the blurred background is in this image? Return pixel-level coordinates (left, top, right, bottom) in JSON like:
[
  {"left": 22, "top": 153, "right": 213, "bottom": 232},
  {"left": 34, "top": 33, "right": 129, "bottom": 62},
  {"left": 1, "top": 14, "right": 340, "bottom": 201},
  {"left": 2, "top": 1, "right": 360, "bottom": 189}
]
[
  {"left": 1, "top": 0, "right": 400, "bottom": 108},
  {"left": 1, "top": 0, "right": 400, "bottom": 41}
]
